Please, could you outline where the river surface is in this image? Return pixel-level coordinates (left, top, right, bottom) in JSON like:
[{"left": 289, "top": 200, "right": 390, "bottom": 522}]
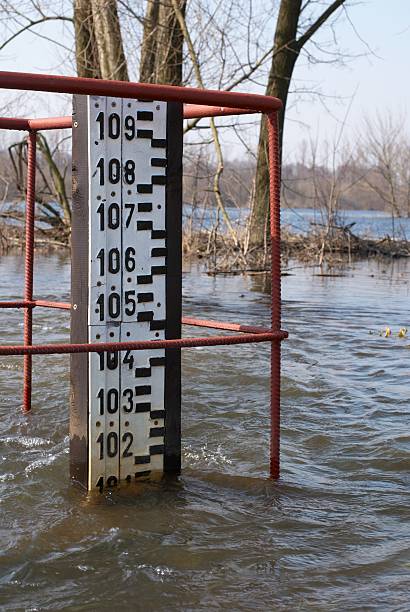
[{"left": 0, "top": 253, "right": 409, "bottom": 610}]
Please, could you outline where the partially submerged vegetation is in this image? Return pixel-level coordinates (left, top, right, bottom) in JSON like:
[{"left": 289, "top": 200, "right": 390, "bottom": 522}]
[{"left": 182, "top": 223, "right": 410, "bottom": 275}]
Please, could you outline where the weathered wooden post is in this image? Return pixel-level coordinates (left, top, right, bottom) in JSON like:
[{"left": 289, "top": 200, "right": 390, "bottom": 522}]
[{"left": 70, "top": 95, "right": 183, "bottom": 491}]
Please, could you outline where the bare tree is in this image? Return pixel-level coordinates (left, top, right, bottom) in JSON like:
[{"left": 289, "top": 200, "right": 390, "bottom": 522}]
[
  {"left": 171, "top": 0, "right": 241, "bottom": 246},
  {"left": 359, "top": 113, "right": 410, "bottom": 236},
  {"left": 139, "top": 0, "right": 160, "bottom": 83},
  {"left": 0, "top": 0, "right": 129, "bottom": 244},
  {"left": 249, "top": 0, "right": 347, "bottom": 245},
  {"left": 6, "top": 131, "right": 71, "bottom": 241}
]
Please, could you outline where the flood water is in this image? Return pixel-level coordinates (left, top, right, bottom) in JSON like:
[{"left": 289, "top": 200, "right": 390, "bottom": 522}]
[{"left": 0, "top": 253, "right": 409, "bottom": 610}]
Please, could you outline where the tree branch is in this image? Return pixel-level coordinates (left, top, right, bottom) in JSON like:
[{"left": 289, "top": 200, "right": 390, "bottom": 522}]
[
  {"left": 0, "top": 15, "right": 73, "bottom": 52},
  {"left": 171, "top": 0, "right": 240, "bottom": 248},
  {"left": 296, "top": 0, "right": 345, "bottom": 51},
  {"left": 117, "top": 0, "right": 144, "bottom": 25}
]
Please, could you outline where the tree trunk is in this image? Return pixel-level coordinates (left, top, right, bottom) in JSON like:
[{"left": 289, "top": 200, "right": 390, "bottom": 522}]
[
  {"left": 73, "top": 0, "right": 128, "bottom": 81},
  {"left": 249, "top": 0, "right": 301, "bottom": 244},
  {"left": 249, "top": 0, "right": 346, "bottom": 245},
  {"left": 90, "top": 0, "right": 129, "bottom": 80},
  {"left": 74, "top": 0, "right": 102, "bottom": 78},
  {"left": 140, "top": 0, "right": 186, "bottom": 85},
  {"left": 140, "top": 0, "right": 160, "bottom": 83}
]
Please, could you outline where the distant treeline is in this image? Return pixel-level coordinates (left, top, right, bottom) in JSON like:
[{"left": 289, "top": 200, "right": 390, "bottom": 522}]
[
  {"left": 281, "top": 162, "right": 405, "bottom": 213},
  {"left": 183, "top": 157, "right": 410, "bottom": 216}
]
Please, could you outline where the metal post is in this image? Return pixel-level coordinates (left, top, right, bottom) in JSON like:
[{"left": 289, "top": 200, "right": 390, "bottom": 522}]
[
  {"left": 23, "top": 131, "right": 36, "bottom": 413},
  {"left": 268, "top": 112, "right": 281, "bottom": 479}
]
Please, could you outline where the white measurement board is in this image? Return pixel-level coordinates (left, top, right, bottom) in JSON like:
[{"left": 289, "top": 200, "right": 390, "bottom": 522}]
[{"left": 87, "top": 96, "right": 168, "bottom": 490}]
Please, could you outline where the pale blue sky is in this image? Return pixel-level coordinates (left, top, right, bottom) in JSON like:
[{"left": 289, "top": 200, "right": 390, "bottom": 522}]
[
  {"left": 284, "top": 0, "right": 410, "bottom": 159},
  {"left": 0, "top": 0, "right": 408, "bottom": 159}
]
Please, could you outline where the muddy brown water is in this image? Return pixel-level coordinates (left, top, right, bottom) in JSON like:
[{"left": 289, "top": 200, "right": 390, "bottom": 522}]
[{"left": 0, "top": 254, "right": 409, "bottom": 611}]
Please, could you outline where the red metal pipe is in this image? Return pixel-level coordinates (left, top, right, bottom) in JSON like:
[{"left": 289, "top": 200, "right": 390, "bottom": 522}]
[
  {"left": 23, "top": 131, "right": 36, "bottom": 413},
  {"left": 0, "top": 105, "right": 259, "bottom": 134},
  {"left": 0, "top": 331, "right": 287, "bottom": 357},
  {"left": 0, "top": 71, "right": 282, "bottom": 113},
  {"left": 0, "top": 117, "right": 30, "bottom": 130},
  {"left": 268, "top": 112, "right": 282, "bottom": 479},
  {"left": 182, "top": 316, "right": 271, "bottom": 334},
  {"left": 183, "top": 105, "right": 257, "bottom": 119},
  {"left": 28, "top": 117, "right": 72, "bottom": 131},
  {"left": 0, "top": 305, "right": 272, "bottom": 332},
  {"left": 0, "top": 116, "right": 72, "bottom": 131},
  {"left": 0, "top": 301, "right": 32, "bottom": 308},
  {"left": 0, "top": 106, "right": 253, "bottom": 133},
  {"left": 0, "top": 300, "right": 70, "bottom": 310},
  {"left": 32, "top": 300, "right": 71, "bottom": 310}
]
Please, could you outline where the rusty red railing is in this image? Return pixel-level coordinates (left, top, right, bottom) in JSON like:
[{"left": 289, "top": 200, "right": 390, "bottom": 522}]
[{"left": 0, "top": 71, "right": 287, "bottom": 478}]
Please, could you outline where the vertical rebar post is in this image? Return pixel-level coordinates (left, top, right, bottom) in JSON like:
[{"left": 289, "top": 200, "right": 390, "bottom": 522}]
[
  {"left": 268, "top": 112, "right": 281, "bottom": 479},
  {"left": 23, "top": 131, "right": 36, "bottom": 413}
]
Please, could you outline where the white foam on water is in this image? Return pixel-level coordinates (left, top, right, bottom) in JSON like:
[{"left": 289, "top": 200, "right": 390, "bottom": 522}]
[
  {"left": 137, "top": 564, "right": 173, "bottom": 577},
  {"left": 0, "top": 363, "right": 21, "bottom": 371},
  {"left": 183, "top": 443, "right": 232, "bottom": 468},
  {"left": 23, "top": 436, "right": 70, "bottom": 475},
  {"left": 77, "top": 565, "right": 93, "bottom": 572},
  {"left": 24, "top": 453, "right": 58, "bottom": 474},
  {"left": 1, "top": 435, "right": 52, "bottom": 448}
]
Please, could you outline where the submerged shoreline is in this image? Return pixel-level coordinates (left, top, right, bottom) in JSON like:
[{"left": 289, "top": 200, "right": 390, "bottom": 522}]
[{"left": 183, "top": 227, "right": 410, "bottom": 274}]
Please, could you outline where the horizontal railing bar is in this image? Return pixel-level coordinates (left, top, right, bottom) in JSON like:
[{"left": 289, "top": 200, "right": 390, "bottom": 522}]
[
  {"left": 0, "top": 301, "right": 30, "bottom": 308},
  {"left": 0, "top": 117, "right": 73, "bottom": 131},
  {"left": 182, "top": 316, "right": 271, "bottom": 334},
  {"left": 183, "top": 105, "right": 257, "bottom": 119},
  {"left": 0, "top": 117, "right": 30, "bottom": 130},
  {"left": 0, "top": 71, "right": 282, "bottom": 113},
  {"left": 29, "top": 117, "right": 73, "bottom": 130},
  {"left": 33, "top": 300, "right": 71, "bottom": 310},
  {"left": 0, "top": 105, "right": 259, "bottom": 133},
  {"left": 0, "top": 331, "right": 287, "bottom": 356},
  {"left": 0, "top": 300, "right": 71, "bottom": 310},
  {"left": 0, "top": 302, "right": 276, "bottom": 335}
]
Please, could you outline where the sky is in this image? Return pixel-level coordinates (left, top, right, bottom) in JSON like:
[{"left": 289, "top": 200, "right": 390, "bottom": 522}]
[
  {"left": 284, "top": 0, "right": 410, "bottom": 161},
  {"left": 0, "top": 0, "right": 408, "bottom": 160}
]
